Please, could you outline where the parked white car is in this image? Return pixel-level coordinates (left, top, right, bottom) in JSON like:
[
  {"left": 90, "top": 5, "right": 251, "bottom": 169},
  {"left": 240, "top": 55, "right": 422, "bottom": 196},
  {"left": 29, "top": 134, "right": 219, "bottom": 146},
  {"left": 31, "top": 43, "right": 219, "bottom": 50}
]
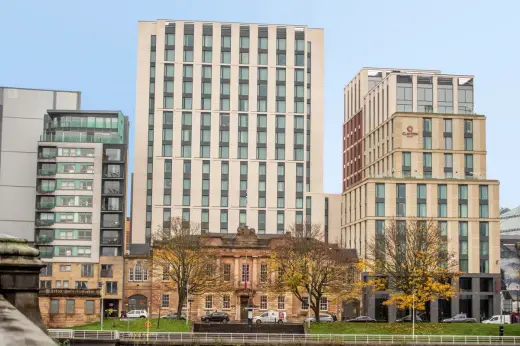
[
  {"left": 482, "top": 315, "right": 511, "bottom": 324},
  {"left": 127, "top": 310, "right": 148, "bottom": 318},
  {"left": 252, "top": 311, "right": 287, "bottom": 324},
  {"left": 304, "top": 314, "right": 334, "bottom": 323}
]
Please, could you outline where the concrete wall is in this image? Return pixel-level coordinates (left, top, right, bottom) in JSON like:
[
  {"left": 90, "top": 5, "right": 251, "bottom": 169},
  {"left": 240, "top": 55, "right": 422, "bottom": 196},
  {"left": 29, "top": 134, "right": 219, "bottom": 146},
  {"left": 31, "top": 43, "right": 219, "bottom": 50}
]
[{"left": 0, "top": 88, "right": 80, "bottom": 240}]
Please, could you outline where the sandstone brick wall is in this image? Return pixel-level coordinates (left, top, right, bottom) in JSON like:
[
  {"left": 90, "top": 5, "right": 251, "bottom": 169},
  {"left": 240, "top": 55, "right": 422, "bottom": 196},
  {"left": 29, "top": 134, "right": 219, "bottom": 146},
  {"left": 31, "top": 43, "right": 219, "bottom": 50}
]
[{"left": 40, "top": 297, "right": 101, "bottom": 328}]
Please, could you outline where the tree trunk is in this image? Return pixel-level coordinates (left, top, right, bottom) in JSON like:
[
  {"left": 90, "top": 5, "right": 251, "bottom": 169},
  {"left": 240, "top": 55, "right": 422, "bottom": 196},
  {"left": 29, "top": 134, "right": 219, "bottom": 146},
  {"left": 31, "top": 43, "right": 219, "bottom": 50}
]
[
  {"left": 157, "top": 306, "right": 161, "bottom": 328},
  {"left": 312, "top": 305, "right": 320, "bottom": 323},
  {"left": 177, "top": 285, "right": 186, "bottom": 319}
]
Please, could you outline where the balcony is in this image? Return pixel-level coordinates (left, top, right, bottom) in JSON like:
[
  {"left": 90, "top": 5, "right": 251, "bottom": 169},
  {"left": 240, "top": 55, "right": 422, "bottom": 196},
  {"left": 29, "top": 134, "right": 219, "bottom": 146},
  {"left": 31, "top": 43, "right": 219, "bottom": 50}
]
[
  {"left": 40, "top": 134, "right": 122, "bottom": 144},
  {"left": 101, "top": 204, "right": 123, "bottom": 212},
  {"left": 35, "top": 219, "right": 55, "bottom": 227},
  {"left": 101, "top": 237, "right": 122, "bottom": 245},
  {"left": 102, "top": 189, "right": 123, "bottom": 196},
  {"left": 39, "top": 288, "right": 101, "bottom": 298},
  {"left": 39, "top": 250, "right": 54, "bottom": 258},
  {"left": 38, "top": 153, "right": 57, "bottom": 160},
  {"left": 100, "top": 269, "right": 114, "bottom": 278},
  {"left": 101, "top": 221, "right": 122, "bottom": 228},
  {"left": 235, "top": 280, "right": 257, "bottom": 291},
  {"left": 38, "top": 169, "right": 57, "bottom": 176},
  {"left": 37, "top": 202, "right": 55, "bottom": 209},
  {"left": 36, "top": 235, "right": 54, "bottom": 244},
  {"left": 37, "top": 187, "right": 56, "bottom": 194},
  {"left": 104, "top": 172, "right": 124, "bottom": 179}
]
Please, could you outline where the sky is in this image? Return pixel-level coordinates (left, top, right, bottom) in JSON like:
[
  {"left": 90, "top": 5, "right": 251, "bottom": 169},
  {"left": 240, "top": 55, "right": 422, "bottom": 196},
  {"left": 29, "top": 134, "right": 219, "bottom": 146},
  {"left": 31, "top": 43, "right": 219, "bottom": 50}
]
[{"left": 1, "top": 0, "right": 519, "bottom": 208}]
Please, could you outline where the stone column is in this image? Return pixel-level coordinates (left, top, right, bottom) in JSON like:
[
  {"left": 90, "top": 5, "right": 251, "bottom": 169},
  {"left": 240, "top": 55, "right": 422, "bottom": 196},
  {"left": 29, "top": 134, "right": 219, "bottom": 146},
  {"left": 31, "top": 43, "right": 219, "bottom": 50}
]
[
  {"left": 234, "top": 257, "right": 239, "bottom": 286},
  {"left": 430, "top": 299, "right": 439, "bottom": 322},
  {"left": 472, "top": 277, "right": 481, "bottom": 320},
  {"left": 387, "top": 301, "right": 396, "bottom": 322},
  {"left": 451, "top": 279, "right": 460, "bottom": 316},
  {"left": 0, "top": 235, "right": 46, "bottom": 330},
  {"left": 252, "top": 257, "right": 257, "bottom": 288},
  {"left": 368, "top": 294, "right": 376, "bottom": 319}
]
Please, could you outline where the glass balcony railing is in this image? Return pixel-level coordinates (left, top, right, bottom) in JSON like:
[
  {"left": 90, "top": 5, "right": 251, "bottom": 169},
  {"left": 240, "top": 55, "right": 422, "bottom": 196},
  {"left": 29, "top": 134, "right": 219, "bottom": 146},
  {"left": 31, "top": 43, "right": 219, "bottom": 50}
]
[
  {"left": 40, "top": 134, "right": 123, "bottom": 144},
  {"left": 37, "top": 235, "right": 54, "bottom": 244},
  {"left": 101, "top": 237, "right": 122, "bottom": 245},
  {"left": 38, "top": 169, "right": 57, "bottom": 176},
  {"left": 37, "top": 202, "right": 55, "bottom": 209},
  {"left": 102, "top": 204, "right": 123, "bottom": 211},
  {"left": 102, "top": 221, "right": 122, "bottom": 228},
  {"left": 37, "top": 187, "right": 56, "bottom": 193},
  {"left": 38, "top": 152, "right": 57, "bottom": 159},
  {"left": 39, "top": 251, "right": 54, "bottom": 259},
  {"left": 36, "top": 220, "right": 55, "bottom": 227},
  {"left": 103, "top": 189, "right": 122, "bottom": 195},
  {"left": 104, "top": 172, "right": 123, "bottom": 178}
]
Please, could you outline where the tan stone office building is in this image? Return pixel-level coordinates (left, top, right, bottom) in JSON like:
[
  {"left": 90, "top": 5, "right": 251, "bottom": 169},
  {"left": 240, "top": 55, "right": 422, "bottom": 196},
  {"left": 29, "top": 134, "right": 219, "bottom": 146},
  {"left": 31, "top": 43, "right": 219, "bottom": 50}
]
[
  {"left": 131, "top": 20, "right": 340, "bottom": 246},
  {"left": 341, "top": 68, "right": 500, "bottom": 321}
]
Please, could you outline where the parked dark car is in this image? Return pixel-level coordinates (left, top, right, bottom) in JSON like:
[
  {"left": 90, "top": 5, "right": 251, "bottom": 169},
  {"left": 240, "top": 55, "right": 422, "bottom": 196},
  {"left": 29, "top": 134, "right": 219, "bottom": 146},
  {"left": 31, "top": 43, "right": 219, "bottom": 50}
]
[
  {"left": 201, "top": 312, "right": 230, "bottom": 323},
  {"left": 345, "top": 316, "right": 376, "bottom": 323},
  {"left": 396, "top": 314, "right": 425, "bottom": 323},
  {"left": 442, "top": 314, "right": 476, "bottom": 323},
  {"left": 161, "top": 312, "right": 186, "bottom": 320}
]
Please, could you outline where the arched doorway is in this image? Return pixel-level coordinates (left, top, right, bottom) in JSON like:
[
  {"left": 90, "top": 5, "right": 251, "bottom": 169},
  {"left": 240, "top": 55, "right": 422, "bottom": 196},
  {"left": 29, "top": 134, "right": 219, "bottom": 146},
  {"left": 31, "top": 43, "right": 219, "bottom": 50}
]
[{"left": 128, "top": 294, "right": 148, "bottom": 311}]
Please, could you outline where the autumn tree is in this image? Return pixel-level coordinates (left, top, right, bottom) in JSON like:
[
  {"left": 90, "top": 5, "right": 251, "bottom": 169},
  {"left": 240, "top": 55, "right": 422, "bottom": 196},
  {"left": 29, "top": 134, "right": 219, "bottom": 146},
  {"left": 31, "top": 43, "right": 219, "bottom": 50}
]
[
  {"left": 152, "top": 217, "right": 230, "bottom": 319},
  {"left": 364, "top": 218, "right": 460, "bottom": 314},
  {"left": 265, "top": 222, "right": 359, "bottom": 322}
]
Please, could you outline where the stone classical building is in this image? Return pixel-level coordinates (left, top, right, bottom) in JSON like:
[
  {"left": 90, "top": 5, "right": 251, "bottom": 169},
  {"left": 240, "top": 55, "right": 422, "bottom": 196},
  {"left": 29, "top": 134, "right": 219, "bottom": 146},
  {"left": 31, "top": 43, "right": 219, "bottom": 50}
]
[{"left": 123, "top": 227, "right": 358, "bottom": 321}]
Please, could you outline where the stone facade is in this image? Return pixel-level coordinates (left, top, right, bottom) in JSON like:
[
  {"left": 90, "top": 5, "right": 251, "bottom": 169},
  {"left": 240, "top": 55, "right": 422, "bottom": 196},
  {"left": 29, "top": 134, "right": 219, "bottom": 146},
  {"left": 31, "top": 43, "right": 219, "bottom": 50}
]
[
  {"left": 123, "top": 227, "right": 358, "bottom": 321},
  {"left": 38, "top": 256, "right": 124, "bottom": 327},
  {"left": 39, "top": 290, "right": 102, "bottom": 328}
]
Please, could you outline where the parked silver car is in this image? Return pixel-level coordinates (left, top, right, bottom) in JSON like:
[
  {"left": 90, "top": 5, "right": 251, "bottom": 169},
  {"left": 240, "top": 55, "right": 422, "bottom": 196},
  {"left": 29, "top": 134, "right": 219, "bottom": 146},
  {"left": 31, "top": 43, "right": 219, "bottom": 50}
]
[
  {"left": 442, "top": 313, "right": 476, "bottom": 323},
  {"left": 304, "top": 314, "right": 334, "bottom": 323}
]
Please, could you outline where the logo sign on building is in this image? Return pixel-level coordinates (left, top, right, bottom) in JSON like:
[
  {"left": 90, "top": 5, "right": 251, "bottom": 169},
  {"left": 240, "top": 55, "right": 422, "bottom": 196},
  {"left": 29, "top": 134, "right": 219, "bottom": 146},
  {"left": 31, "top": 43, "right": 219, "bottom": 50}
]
[{"left": 402, "top": 125, "right": 419, "bottom": 137}]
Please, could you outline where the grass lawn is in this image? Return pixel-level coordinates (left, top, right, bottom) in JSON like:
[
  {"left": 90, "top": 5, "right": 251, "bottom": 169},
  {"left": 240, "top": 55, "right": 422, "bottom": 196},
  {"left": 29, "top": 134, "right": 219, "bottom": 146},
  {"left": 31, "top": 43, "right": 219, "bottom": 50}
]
[
  {"left": 310, "top": 322, "right": 520, "bottom": 336},
  {"left": 71, "top": 318, "right": 190, "bottom": 332}
]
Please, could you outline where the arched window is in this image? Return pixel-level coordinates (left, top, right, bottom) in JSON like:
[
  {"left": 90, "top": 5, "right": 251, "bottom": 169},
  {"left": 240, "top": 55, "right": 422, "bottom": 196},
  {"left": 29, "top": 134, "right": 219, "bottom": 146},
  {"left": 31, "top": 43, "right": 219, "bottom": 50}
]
[{"left": 128, "top": 262, "right": 148, "bottom": 282}]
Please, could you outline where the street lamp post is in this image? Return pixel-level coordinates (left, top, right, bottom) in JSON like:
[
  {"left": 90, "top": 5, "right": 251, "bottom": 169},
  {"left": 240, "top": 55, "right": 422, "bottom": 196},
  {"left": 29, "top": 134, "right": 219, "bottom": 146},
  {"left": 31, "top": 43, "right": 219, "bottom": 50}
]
[
  {"left": 99, "top": 281, "right": 104, "bottom": 331},
  {"left": 126, "top": 303, "right": 129, "bottom": 332},
  {"left": 500, "top": 291, "right": 505, "bottom": 336},
  {"left": 147, "top": 302, "right": 151, "bottom": 341},
  {"left": 412, "top": 290, "right": 415, "bottom": 338},
  {"left": 186, "top": 284, "right": 189, "bottom": 327}
]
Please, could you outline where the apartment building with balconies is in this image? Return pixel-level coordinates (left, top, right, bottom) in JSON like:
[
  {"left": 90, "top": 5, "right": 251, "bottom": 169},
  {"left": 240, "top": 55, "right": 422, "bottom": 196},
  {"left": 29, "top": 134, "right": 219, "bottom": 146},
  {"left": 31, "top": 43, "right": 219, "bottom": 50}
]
[
  {"left": 341, "top": 68, "right": 500, "bottom": 322},
  {"left": 36, "top": 110, "right": 129, "bottom": 322}
]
